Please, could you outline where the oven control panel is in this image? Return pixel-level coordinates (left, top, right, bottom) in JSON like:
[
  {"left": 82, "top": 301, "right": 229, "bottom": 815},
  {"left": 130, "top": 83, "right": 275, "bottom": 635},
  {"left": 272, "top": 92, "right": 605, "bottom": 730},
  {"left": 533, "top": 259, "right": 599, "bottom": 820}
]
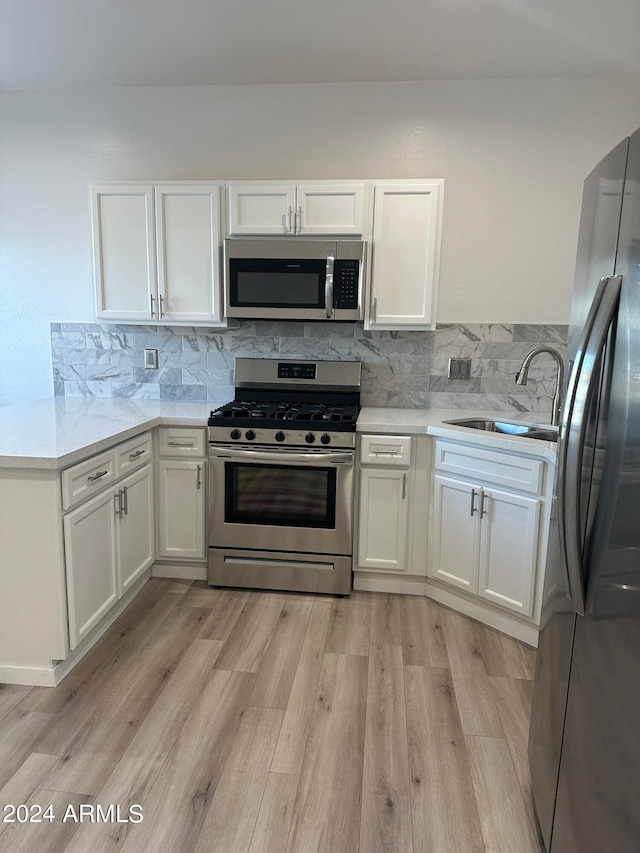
[{"left": 209, "top": 426, "right": 356, "bottom": 449}]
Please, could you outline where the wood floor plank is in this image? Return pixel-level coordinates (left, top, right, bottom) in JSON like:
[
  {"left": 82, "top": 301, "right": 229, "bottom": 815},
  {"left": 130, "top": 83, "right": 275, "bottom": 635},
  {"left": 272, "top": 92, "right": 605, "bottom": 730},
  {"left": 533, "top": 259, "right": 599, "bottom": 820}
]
[
  {"left": 0, "top": 710, "right": 57, "bottom": 790},
  {"left": 489, "top": 675, "right": 537, "bottom": 830},
  {"left": 194, "top": 706, "right": 284, "bottom": 853},
  {"left": 0, "top": 789, "right": 92, "bottom": 853},
  {"left": 0, "top": 753, "right": 58, "bottom": 841},
  {"left": 247, "top": 773, "right": 299, "bottom": 853},
  {"left": 405, "top": 665, "right": 485, "bottom": 852},
  {"left": 360, "top": 644, "right": 412, "bottom": 853},
  {"left": 474, "top": 623, "right": 537, "bottom": 680},
  {"left": 214, "top": 594, "right": 284, "bottom": 673},
  {"left": 0, "top": 684, "right": 31, "bottom": 723},
  {"left": 176, "top": 580, "right": 221, "bottom": 609},
  {"left": 250, "top": 597, "right": 313, "bottom": 709},
  {"left": 61, "top": 639, "right": 224, "bottom": 853},
  {"left": 440, "top": 606, "right": 504, "bottom": 737},
  {"left": 199, "top": 589, "right": 250, "bottom": 641},
  {"left": 325, "top": 592, "right": 371, "bottom": 656},
  {"left": 285, "top": 653, "right": 368, "bottom": 853},
  {"left": 399, "top": 596, "right": 449, "bottom": 668},
  {"left": 118, "top": 669, "right": 256, "bottom": 853},
  {"left": 369, "top": 593, "right": 402, "bottom": 648},
  {"left": 270, "top": 599, "right": 332, "bottom": 776},
  {"left": 465, "top": 734, "right": 541, "bottom": 853},
  {"left": 40, "top": 607, "right": 211, "bottom": 795}
]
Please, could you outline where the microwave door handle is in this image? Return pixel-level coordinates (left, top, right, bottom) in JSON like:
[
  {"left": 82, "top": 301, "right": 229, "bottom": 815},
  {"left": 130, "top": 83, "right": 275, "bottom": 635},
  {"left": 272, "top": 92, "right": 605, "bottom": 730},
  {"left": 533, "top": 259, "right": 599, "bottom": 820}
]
[{"left": 325, "top": 250, "right": 335, "bottom": 318}]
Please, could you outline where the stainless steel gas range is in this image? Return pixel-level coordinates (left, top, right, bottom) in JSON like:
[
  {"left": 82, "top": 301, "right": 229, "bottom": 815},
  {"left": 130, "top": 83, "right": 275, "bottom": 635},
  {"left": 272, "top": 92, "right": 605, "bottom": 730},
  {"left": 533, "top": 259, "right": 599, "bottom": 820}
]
[{"left": 207, "top": 358, "right": 361, "bottom": 595}]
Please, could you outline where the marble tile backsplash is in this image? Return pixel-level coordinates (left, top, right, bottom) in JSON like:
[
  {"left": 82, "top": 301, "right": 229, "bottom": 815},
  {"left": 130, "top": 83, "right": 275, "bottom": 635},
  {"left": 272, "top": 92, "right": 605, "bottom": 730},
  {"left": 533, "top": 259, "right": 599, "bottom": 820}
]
[{"left": 51, "top": 321, "right": 568, "bottom": 413}]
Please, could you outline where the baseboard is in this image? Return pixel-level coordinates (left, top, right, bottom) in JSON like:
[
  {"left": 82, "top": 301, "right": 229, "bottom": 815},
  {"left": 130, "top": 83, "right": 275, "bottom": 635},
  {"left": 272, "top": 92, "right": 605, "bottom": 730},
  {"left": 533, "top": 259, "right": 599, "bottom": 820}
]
[
  {"left": 0, "top": 665, "right": 58, "bottom": 687},
  {"left": 425, "top": 580, "right": 539, "bottom": 647},
  {"left": 152, "top": 562, "right": 207, "bottom": 581},
  {"left": 353, "top": 573, "right": 427, "bottom": 596}
]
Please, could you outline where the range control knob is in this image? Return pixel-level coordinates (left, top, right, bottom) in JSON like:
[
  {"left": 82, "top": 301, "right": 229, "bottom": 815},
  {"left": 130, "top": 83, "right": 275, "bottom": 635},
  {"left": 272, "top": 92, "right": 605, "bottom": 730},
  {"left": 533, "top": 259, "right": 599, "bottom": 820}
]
[
  {"left": 275, "top": 431, "right": 286, "bottom": 442},
  {"left": 230, "top": 429, "right": 242, "bottom": 440},
  {"left": 320, "top": 434, "right": 331, "bottom": 445},
  {"left": 245, "top": 430, "right": 256, "bottom": 441},
  {"left": 305, "top": 433, "right": 316, "bottom": 444}
]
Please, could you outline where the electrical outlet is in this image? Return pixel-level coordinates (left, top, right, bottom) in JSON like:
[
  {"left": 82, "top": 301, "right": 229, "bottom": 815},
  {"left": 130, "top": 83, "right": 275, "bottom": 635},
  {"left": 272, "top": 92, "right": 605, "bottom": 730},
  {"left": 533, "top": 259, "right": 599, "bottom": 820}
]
[
  {"left": 448, "top": 358, "right": 471, "bottom": 380},
  {"left": 144, "top": 348, "right": 158, "bottom": 370}
]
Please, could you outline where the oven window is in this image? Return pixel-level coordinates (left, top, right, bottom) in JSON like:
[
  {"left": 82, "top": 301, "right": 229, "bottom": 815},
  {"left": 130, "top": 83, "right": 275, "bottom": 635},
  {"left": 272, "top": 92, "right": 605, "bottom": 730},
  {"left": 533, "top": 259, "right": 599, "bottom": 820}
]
[
  {"left": 225, "top": 463, "right": 336, "bottom": 529},
  {"left": 230, "top": 259, "right": 325, "bottom": 308}
]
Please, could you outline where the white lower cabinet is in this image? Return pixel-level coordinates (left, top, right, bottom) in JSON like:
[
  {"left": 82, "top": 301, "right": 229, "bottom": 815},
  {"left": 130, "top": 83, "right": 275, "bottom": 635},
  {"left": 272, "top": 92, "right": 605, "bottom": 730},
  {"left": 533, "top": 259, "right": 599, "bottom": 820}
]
[
  {"left": 64, "top": 462, "right": 155, "bottom": 650},
  {"left": 157, "top": 458, "right": 206, "bottom": 560},
  {"left": 358, "top": 468, "right": 410, "bottom": 571},
  {"left": 64, "top": 488, "right": 119, "bottom": 650},
  {"left": 431, "top": 475, "right": 540, "bottom": 616}
]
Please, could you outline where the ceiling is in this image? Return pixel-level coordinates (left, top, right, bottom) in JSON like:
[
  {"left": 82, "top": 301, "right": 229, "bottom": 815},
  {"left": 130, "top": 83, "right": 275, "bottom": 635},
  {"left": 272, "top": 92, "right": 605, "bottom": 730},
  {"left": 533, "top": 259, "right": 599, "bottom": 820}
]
[{"left": 2, "top": 0, "right": 640, "bottom": 89}]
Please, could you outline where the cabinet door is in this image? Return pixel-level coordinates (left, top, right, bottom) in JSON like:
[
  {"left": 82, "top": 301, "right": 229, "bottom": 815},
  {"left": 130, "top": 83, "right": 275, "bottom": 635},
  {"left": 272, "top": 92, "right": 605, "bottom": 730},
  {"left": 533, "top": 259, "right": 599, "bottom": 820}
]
[
  {"left": 429, "top": 474, "right": 480, "bottom": 592},
  {"left": 157, "top": 459, "right": 205, "bottom": 560},
  {"left": 91, "top": 184, "right": 156, "bottom": 321},
  {"left": 296, "top": 182, "right": 366, "bottom": 235},
  {"left": 228, "top": 183, "right": 296, "bottom": 235},
  {"left": 155, "top": 184, "right": 222, "bottom": 323},
  {"left": 357, "top": 468, "right": 410, "bottom": 572},
  {"left": 64, "top": 488, "right": 118, "bottom": 650},
  {"left": 117, "top": 465, "right": 155, "bottom": 595},
  {"left": 368, "top": 180, "right": 444, "bottom": 330},
  {"left": 478, "top": 487, "right": 540, "bottom": 617}
]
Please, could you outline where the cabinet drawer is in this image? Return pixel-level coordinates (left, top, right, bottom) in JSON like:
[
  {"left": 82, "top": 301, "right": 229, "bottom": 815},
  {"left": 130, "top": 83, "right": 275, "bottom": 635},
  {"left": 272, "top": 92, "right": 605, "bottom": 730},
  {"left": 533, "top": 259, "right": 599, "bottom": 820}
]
[
  {"left": 360, "top": 434, "right": 412, "bottom": 467},
  {"left": 434, "top": 440, "right": 543, "bottom": 495},
  {"left": 157, "top": 427, "right": 205, "bottom": 458},
  {"left": 62, "top": 449, "right": 118, "bottom": 511},
  {"left": 116, "top": 431, "right": 153, "bottom": 478}
]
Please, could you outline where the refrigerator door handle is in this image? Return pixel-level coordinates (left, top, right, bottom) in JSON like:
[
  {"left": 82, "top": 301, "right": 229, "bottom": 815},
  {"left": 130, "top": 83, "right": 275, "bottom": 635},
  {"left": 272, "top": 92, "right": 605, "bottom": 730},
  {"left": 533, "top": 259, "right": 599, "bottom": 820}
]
[{"left": 558, "top": 274, "right": 622, "bottom": 615}]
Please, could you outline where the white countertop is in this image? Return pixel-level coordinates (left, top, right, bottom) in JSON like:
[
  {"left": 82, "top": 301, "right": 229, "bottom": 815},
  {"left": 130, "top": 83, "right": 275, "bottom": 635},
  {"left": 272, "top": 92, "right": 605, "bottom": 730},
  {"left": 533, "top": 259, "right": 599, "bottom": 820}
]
[
  {"left": 358, "top": 407, "right": 558, "bottom": 461},
  {"left": 0, "top": 397, "right": 211, "bottom": 470},
  {"left": 0, "top": 398, "right": 558, "bottom": 470}
]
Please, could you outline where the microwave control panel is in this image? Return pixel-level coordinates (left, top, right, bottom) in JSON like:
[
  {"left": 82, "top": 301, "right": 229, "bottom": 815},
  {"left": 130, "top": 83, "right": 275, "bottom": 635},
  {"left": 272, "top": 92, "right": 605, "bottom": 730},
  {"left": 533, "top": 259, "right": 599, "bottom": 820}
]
[{"left": 333, "top": 260, "right": 360, "bottom": 309}]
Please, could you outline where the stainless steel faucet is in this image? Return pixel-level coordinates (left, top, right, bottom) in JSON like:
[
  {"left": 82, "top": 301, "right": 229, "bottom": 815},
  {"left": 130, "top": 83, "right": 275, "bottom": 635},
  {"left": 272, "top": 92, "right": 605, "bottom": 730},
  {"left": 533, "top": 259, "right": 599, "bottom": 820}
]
[{"left": 515, "top": 347, "right": 565, "bottom": 427}]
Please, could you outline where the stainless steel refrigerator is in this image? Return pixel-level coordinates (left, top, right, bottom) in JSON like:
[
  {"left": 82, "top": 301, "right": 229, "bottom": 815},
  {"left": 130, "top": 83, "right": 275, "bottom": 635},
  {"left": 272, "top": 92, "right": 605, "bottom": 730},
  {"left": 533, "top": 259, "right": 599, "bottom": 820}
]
[{"left": 529, "top": 127, "right": 640, "bottom": 851}]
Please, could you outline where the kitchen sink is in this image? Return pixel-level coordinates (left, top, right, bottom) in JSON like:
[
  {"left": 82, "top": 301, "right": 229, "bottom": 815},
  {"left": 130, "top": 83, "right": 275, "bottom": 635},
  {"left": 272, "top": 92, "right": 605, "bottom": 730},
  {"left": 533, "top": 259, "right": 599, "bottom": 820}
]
[{"left": 444, "top": 418, "right": 559, "bottom": 443}]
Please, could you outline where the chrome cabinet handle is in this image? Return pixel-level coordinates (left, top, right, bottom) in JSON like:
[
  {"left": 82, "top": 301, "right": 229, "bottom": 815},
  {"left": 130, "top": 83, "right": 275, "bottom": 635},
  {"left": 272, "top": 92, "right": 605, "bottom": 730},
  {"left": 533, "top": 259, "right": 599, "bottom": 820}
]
[
  {"left": 372, "top": 297, "right": 377, "bottom": 323},
  {"left": 286, "top": 206, "right": 293, "bottom": 233},
  {"left": 150, "top": 293, "right": 155, "bottom": 317},
  {"left": 197, "top": 464, "right": 202, "bottom": 490},
  {"left": 470, "top": 488, "right": 478, "bottom": 516},
  {"left": 402, "top": 473, "right": 407, "bottom": 500},
  {"left": 325, "top": 250, "right": 335, "bottom": 318},
  {"left": 295, "top": 205, "right": 302, "bottom": 234},
  {"left": 481, "top": 490, "right": 489, "bottom": 518},
  {"left": 114, "top": 490, "right": 122, "bottom": 518},
  {"left": 129, "top": 449, "right": 145, "bottom": 460},
  {"left": 88, "top": 470, "right": 108, "bottom": 482},
  {"left": 122, "top": 485, "right": 128, "bottom": 515},
  {"left": 168, "top": 440, "right": 194, "bottom": 447},
  {"left": 158, "top": 294, "right": 165, "bottom": 318}
]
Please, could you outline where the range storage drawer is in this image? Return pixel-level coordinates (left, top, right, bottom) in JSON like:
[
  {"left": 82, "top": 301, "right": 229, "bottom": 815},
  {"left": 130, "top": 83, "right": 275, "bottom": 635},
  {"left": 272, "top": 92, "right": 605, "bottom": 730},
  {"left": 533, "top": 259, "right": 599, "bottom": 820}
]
[
  {"left": 115, "top": 431, "right": 152, "bottom": 478},
  {"left": 62, "top": 448, "right": 118, "bottom": 510},
  {"left": 157, "top": 427, "right": 206, "bottom": 458},
  {"left": 360, "top": 434, "right": 412, "bottom": 467},
  {"left": 434, "top": 439, "right": 544, "bottom": 494}
]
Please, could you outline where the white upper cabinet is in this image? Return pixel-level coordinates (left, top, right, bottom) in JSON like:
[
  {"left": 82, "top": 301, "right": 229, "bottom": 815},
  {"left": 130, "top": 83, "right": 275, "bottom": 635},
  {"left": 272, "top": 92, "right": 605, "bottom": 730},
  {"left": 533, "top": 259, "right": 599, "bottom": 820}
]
[
  {"left": 91, "top": 182, "right": 224, "bottom": 325},
  {"left": 227, "top": 181, "right": 367, "bottom": 236},
  {"left": 91, "top": 185, "right": 156, "bottom": 321},
  {"left": 367, "top": 179, "right": 444, "bottom": 330}
]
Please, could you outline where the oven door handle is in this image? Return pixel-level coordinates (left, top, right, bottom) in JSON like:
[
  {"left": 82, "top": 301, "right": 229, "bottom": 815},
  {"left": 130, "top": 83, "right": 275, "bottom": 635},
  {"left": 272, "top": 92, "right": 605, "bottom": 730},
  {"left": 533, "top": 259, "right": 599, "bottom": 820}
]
[{"left": 211, "top": 447, "right": 354, "bottom": 466}]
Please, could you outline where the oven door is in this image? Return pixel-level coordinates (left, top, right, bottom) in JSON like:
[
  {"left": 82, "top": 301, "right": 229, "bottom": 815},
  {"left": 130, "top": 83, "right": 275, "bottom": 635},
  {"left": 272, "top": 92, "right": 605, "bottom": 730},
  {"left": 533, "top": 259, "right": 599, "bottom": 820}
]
[{"left": 209, "top": 445, "right": 354, "bottom": 555}]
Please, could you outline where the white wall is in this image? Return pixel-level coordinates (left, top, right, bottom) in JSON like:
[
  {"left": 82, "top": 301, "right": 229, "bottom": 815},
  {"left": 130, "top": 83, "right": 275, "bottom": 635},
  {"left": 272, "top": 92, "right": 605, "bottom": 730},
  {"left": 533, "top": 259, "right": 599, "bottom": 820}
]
[{"left": 1, "top": 78, "right": 639, "bottom": 405}]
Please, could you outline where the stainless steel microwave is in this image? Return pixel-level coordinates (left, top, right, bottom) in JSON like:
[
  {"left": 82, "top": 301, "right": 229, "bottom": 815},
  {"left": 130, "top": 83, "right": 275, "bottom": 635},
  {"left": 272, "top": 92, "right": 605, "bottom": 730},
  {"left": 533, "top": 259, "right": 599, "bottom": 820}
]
[{"left": 224, "top": 238, "right": 365, "bottom": 321}]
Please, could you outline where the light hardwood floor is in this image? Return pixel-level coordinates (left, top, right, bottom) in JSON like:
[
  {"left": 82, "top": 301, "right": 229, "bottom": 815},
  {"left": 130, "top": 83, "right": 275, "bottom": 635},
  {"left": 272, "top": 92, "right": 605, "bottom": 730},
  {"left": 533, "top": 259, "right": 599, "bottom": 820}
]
[{"left": 0, "top": 580, "right": 543, "bottom": 852}]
